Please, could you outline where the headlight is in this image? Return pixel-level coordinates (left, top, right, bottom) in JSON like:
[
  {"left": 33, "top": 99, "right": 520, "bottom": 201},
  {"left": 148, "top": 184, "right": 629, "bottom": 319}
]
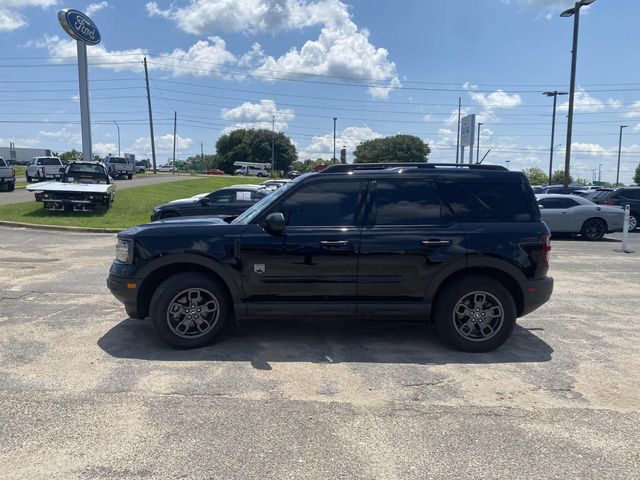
[{"left": 115, "top": 238, "right": 133, "bottom": 263}]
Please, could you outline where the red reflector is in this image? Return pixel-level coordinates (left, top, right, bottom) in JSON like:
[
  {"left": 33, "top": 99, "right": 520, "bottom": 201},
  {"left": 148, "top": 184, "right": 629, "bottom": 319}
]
[
  {"left": 527, "top": 287, "right": 537, "bottom": 294},
  {"left": 602, "top": 200, "right": 615, "bottom": 205}
]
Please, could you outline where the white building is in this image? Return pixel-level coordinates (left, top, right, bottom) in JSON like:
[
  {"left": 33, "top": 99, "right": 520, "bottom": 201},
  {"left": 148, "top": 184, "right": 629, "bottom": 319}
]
[{"left": 0, "top": 144, "right": 53, "bottom": 164}]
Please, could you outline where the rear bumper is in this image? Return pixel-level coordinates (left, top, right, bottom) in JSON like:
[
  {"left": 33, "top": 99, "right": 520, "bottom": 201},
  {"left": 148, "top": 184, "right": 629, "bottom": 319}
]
[{"left": 520, "top": 276, "right": 554, "bottom": 316}]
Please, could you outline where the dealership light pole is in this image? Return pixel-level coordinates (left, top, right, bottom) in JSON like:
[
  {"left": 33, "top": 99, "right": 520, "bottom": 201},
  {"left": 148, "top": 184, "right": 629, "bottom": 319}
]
[
  {"left": 271, "top": 115, "right": 275, "bottom": 174},
  {"left": 560, "top": 0, "right": 596, "bottom": 188},
  {"left": 616, "top": 125, "right": 628, "bottom": 186},
  {"left": 112, "top": 120, "right": 121, "bottom": 156},
  {"left": 543, "top": 91, "right": 568, "bottom": 183}
]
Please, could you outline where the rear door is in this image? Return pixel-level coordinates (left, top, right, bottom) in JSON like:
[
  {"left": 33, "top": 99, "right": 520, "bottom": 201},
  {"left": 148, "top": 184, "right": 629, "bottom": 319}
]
[
  {"left": 357, "top": 177, "right": 466, "bottom": 319},
  {"left": 538, "top": 197, "right": 572, "bottom": 232}
]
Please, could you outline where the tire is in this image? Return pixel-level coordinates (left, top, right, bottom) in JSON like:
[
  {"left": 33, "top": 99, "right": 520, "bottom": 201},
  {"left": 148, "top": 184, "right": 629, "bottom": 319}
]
[
  {"left": 127, "top": 174, "right": 133, "bottom": 180},
  {"left": 160, "top": 211, "right": 179, "bottom": 219},
  {"left": 581, "top": 218, "right": 606, "bottom": 241},
  {"left": 7, "top": 182, "right": 14, "bottom": 192},
  {"left": 434, "top": 276, "right": 516, "bottom": 353},
  {"left": 149, "top": 273, "right": 230, "bottom": 348},
  {"left": 628, "top": 213, "right": 638, "bottom": 232},
  {"left": 26, "top": 175, "right": 32, "bottom": 183}
]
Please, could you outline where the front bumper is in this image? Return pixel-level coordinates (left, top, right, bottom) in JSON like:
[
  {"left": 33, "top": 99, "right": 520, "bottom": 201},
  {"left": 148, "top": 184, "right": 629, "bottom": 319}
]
[
  {"left": 520, "top": 276, "right": 554, "bottom": 316},
  {"left": 107, "top": 272, "right": 145, "bottom": 319}
]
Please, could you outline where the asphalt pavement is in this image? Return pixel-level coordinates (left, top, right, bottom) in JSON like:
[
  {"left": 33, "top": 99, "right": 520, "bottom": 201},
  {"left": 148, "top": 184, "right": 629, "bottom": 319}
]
[
  {"left": 0, "top": 227, "right": 639, "bottom": 479},
  {"left": 0, "top": 174, "right": 201, "bottom": 206}
]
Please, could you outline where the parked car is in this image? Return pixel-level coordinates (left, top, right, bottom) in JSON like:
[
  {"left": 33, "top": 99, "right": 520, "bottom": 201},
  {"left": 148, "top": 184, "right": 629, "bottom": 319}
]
[
  {"left": 203, "top": 168, "right": 224, "bottom": 175},
  {"left": 108, "top": 162, "right": 553, "bottom": 353},
  {"left": 104, "top": 155, "right": 134, "bottom": 180},
  {"left": 590, "top": 186, "right": 640, "bottom": 231},
  {"left": 287, "top": 170, "right": 302, "bottom": 179},
  {"left": 156, "top": 164, "right": 174, "bottom": 172},
  {"left": 150, "top": 185, "right": 270, "bottom": 221},
  {"left": 260, "top": 179, "right": 290, "bottom": 189},
  {"left": 135, "top": 160, "right": 148, "bottom": 174},
  {"left": 539, "top": 185, "right": 587, "bottom": 195},
  {"left": 26, "top": 156, "right": 64, "bottom": 182},
  {"left": 26, "top": 162, "right": 116, "bottom": 211},
  {"left": 0, "top": 157, "right": 16, "bottom": 191},
  {"left": 536, "top": 194, "right": 625, "bottom": 240}
]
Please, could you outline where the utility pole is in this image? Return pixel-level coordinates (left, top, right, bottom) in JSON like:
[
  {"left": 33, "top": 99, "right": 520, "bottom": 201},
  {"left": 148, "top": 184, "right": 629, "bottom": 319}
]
[
  {"left": 201, "top": 141, "right": 204, "bottom": 164},
  {"left": 616, "top": 125, "right": 628, "bottom": 186},
  {"left": 455, "top": 97, "right": 461, "bottom": 164},
  {"left": 543, "top": 91, "right": 568, "bottom": 183},
  {"left": 143, "top": 56, "right": 157, "bottom": 174},
  {"left": 598, "top": 163, "right": 603, "bottom": 183},
  {"left": 172, "top": 111, "right": 176, "bottom": 175},
  {"left": 333, "top": 117, "right": 337, "bottom": 161},
  {"left": 476, "top": 122, "right": 482, "bottom": 164},
  {"left": 271, "top": 115, "right": 275, "bottom": 175}
]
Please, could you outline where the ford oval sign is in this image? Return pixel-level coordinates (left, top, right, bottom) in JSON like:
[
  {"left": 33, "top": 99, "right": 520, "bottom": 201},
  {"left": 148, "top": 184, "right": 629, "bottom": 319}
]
[{"left": 58, "top": 9, "right": 101, "bottom": 46}]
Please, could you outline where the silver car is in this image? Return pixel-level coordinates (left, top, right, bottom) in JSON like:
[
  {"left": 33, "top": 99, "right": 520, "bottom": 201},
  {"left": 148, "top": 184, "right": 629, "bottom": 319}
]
[{"left": 536, "top": 194, "right": 625, "bottom": 241}]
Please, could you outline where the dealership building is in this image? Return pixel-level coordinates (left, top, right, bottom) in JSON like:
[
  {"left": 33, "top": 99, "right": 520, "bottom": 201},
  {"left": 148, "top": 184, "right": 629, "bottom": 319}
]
[{"left": 0, "top": 144, "right": 53, "bottom": 164}]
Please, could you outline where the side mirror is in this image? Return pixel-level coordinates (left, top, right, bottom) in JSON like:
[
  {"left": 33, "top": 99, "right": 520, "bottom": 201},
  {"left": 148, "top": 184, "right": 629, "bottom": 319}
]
[
  {"left": 538, "top": 204, "right": 544, "bottom": 209},
  {"left": 264, "top": 212, "right": 285, "bottom": 235}
]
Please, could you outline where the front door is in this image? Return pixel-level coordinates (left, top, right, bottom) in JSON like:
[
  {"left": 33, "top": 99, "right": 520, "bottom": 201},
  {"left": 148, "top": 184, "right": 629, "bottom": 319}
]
[
  {"left": 357, "top": 178, "right": 466, "bottom": 318},
  {"left": 240, "top": 179, "right": 366, "bottom": 318}
]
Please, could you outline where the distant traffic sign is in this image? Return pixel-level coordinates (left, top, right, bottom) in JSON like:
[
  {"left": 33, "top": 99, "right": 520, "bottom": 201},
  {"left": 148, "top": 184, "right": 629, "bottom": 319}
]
[{"left": 57, "top": 9, "right": 101, "bottom": 45}]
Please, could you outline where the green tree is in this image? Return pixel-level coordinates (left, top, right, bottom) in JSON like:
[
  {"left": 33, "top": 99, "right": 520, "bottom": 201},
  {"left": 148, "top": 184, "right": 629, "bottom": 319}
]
[
  {"left": 353, "top": 135, "right": 430, "bottom": 163},
  {"left": 215, "top": 129, "right": 297, "bottom": 174},
  {"left": 58, "top": 149, "right": 83, "bottom": 163},
  {"left": 634, "top": 163, "right": 640, "bottom": 185},
  {"left": 184, "top": 154, "right": 218, "bottom": 172},
  {"left": 550, "top": 169, "right": 573, "bottom": 184},
  {"left": 522, "top": 167, "right": 548, "bottom": 185}
]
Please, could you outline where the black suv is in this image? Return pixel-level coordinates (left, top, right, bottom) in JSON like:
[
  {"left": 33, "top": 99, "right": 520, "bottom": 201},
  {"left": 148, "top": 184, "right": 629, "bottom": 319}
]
[
  {"left": 591, "top": 187, "right": 640, "bottom": 231},
  {"left": 108, "top": 163, "right": 553, "bottom": 352}
]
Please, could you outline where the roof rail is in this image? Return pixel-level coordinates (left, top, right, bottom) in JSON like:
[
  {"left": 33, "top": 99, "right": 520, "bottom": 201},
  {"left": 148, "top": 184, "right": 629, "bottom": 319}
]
[{"left": 321, "top": 162, "right": 507, "bottom": 173}]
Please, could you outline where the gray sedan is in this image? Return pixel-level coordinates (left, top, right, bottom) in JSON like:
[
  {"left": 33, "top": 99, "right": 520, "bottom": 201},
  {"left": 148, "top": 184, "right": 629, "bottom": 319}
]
[{"left": 536, "top": 194, "right": 625, "bottom": 241}]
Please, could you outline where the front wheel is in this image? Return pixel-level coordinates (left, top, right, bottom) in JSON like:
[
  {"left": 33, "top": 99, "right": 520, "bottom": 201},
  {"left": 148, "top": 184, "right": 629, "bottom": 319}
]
[
  {"left": 149, "top": 273, "right": 230, "bottom": 348},
  {"left": 7, "top": 182, "right": 15, "bottom": 192},
  {"left": 127, "top": 174, "right": 133, "bottom": 180},
  {"left": 581, "top": 218, "right": 606, "bottom": 241},
  {"left": 26, "top": 175, "right": 32, "bottom": 183},
  {"left": 628, "top": 213, "right": 638, "bottom": 232},
  {"left": 434, "top": 276, "right": 516, "bottom": 352}
]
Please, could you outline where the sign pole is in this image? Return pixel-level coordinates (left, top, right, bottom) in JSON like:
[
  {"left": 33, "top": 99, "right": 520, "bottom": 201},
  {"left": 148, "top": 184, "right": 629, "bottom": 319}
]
[{"left": 76, "top": 40, "right": 92, "bottom": 162}]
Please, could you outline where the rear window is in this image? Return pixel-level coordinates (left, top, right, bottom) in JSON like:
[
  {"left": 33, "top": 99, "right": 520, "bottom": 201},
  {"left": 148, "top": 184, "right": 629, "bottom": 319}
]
[
  {"left": 109, "top": 158, "right": 126, "bottom": 164},
  {"left": 439, "top": 181, "right": 534, "bottom": 222},
  {"left": 39, "top": 158, "right": 61, "bottom": 166}
]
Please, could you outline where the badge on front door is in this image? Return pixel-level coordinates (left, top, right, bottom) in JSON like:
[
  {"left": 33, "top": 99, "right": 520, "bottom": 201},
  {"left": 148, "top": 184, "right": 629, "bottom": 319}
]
[{"left": 254, "top": 264, "right": 265, "bottom": 274}]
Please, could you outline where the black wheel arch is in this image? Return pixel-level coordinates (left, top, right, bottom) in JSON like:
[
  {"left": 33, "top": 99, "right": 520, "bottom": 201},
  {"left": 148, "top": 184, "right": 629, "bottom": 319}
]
[{"left": 135, "top": 254, "right": 242, "bottom": 319}]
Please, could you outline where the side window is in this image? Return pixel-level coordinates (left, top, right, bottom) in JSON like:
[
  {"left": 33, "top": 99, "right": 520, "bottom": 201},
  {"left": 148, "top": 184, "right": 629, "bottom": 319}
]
[
  {"left": 373, "top": 179, "right": 448, "bottom": 226},
  {"left": 251, "top": 190, "right": 265, "bottom": 201},
  {"left": 277, "top": 181, "right": 362, "bottom": 227},
  {"left": 540, "top": 198, "right": 566, "bottom": 209},
  {"left": 440, "top": 182, "right": 533, "bottom": 222},
  {"left": 563, "top": 198, "right": 580, "bottom": 208},
  {"left": 37, "top": 159, "right": 43, "bottom": 165},
  {"left": 620, "top": 189, "right": 640, "bottom": 200},
  {"left": 209, "top": 191, "right": 235, "bottom": 203}
]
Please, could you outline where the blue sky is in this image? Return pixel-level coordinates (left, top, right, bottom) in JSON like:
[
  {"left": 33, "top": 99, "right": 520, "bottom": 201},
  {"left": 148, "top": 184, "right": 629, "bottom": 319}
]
[{"left": 0, "top": 0, "right": 639, "bottom": 183}]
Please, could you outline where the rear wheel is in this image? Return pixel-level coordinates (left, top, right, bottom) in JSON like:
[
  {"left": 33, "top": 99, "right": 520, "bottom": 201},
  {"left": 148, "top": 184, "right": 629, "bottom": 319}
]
[
  {"left": 628, "top": 213, "right": 638, "bottom": 232},
  {"left": 26, "top": 175, "right": 32, "bottom": 183},
  {"left": 581, "top": 218, "right": 606, "bottom": 241},
  {"left": 127, "top": 174, "right": 133, "bottom": 180},
  {"left": 434, "top": 276, "right": 516, "bottom": 352},
  {"left": 7, "top": 182, "right": 15, "bottom": 192},
  {"left": 149, "top": 273, "right": 230, "bottom": 348}
]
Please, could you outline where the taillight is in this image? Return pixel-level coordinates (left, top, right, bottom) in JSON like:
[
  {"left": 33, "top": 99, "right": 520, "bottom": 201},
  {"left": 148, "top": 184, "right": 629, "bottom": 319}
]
[
  {"left": 542, "top": 234, "right": 552, "bottom": 264},
  {"left": 11, "top": 167, "right": 15, "bottom": 176},
  {"left": 602, "top": 199, "right": 615, "bottom": 205}
]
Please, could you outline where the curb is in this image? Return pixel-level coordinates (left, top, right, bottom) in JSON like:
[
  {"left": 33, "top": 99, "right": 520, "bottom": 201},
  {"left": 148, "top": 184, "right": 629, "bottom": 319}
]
[{"left": 0, "top": 220, "right": 121, "bottom": 234}]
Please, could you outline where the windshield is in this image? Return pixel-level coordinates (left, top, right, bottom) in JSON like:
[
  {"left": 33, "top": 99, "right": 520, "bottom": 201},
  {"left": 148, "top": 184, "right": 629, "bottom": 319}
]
[{"left": 232, "top": 178, "right": 302, "bottom": 225}]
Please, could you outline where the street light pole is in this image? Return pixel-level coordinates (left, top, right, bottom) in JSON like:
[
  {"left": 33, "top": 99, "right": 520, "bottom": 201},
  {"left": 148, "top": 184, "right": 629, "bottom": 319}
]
[
  {"left": 598, "top": 163, "right": 603, "bottom": 182},
  {"left": 271, "top": 115, "right": 275, "bottom": 174},
  {"left": 476, "top": 122, "right": 482, "bottom": 164},
  {"left": 112, "top": 120, "right": 120, "bottom": 157},
  {"left": 616, "top": 125, "right": 628, "bottom": 186},
  {"left": 561, "top": 0, "right": 596, "bottom": 188},
  {"left": 543, "top": 91, "right": 568, "bottom": 183}
]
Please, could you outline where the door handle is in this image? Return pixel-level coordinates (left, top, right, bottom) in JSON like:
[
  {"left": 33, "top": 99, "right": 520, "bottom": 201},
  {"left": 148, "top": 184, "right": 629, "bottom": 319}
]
[
  {"left": 421, "top": 239, "right": 452, "bottom": 247},
  {"left": 321, "top": 240, "right": 349, "bottom": 246}
]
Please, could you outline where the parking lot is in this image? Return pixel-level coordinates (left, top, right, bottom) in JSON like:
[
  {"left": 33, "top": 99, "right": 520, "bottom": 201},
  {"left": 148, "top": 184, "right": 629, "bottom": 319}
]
[{"left": 1, "top": 226, "right": 639, "bottom": 479}]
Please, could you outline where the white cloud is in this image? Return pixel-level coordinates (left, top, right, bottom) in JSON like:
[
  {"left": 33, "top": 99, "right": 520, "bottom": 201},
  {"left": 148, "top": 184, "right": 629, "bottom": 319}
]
[
  {"left": 0, "top": 0, "right": 57, "bottom": 32},
  {"left": 300, "top": 125, "right": 381, "bottom": 160},
  {"left": 146, "top": 0, "right": 399, "bottom": 99},
  {"left": 607, "top": 98, "right": 622, "bottom": 109},
  {"left": 93, "top": 142, "right": 117, "bottom": 156},
  {"left": 624, "top": 100, "right": 640, "bottom": 118},
  {"left": 85, "top": 1, "right": 109, "bottom": 16},
  {"left": 0, "top": 136, "right": 42, "bottom": 147},
  {"left": 558, "top": 88, "right": 605, "bottom": 113},
  {"left": 146, "top": 0, "right": 351, "bottom": 35},
  {"left": 633, "top": 124, "right": 640, "bottom": 133},
  {"left": 221, "top": 99, "right": 294, "bottom": 133},
  {"left": 468, "top": 88, "right": 522, "bottom": 109},
  {"left": 39, "top": 127, "right": 81, "bottom": 145},
  {"left": 130, "top": 134, "right": 194, "bottom": 157}
]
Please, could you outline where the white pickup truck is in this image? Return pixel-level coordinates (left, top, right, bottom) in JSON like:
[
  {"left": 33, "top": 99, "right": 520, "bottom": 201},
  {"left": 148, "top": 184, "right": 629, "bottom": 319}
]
[
  {"left": 26, "top": 156, "right": 65, "bottom": 182},
  {"left": 26, "top": 162, "right": 116, "bottom": 211},
  {"left": 104, "top": 155, "right": 134, "bottom": 179},
  {"left": 0, "top": 157, "right": 16, "bottom": 191}
]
